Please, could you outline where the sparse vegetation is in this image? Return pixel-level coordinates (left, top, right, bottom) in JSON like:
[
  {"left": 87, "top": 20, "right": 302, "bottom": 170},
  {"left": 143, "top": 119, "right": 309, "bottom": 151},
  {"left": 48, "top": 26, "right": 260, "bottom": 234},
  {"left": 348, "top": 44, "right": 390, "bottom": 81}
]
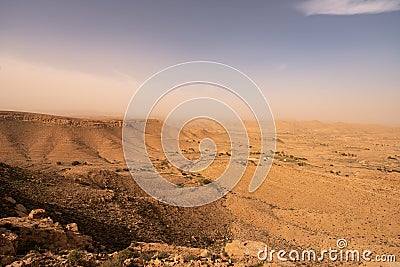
[
  {"left": 156, "top": 251, "right": 170, "bottom": 259},
  {"left": 201, "top": 178, "right": 213, "bottom": 185},
  {"left": 100, "top": 250, "right": 138, "bottom": 267},
  {"left": 184, "top": 254, "right": 197, "bottom": 262},
  {"left": 100, "top": 256, "right": 122, "bottom": 267},
  {"left": 333, "top": 151, "right": 357, "bottom": 157},
  {"left": 140, "top": 252, "right": 153, "bottom": 262},
  {"left": 118, "top": 249, "right": 138, "bottom": 261},
  {"left": 275, "top": 151, "right": 308, "bottom": 163},
  {"left": 115, "top": 168, "right": 130, "bottom": 172},
  {"left": 67, "top": 250, "right": 84, "bottom": 265}
]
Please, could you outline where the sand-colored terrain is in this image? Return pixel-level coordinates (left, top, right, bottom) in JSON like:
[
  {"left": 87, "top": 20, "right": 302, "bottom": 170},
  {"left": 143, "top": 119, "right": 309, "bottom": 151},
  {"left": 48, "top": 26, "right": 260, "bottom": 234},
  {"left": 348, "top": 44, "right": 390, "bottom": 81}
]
[{"left": 0, "top": 111, "right": 399, "bottom": 266}]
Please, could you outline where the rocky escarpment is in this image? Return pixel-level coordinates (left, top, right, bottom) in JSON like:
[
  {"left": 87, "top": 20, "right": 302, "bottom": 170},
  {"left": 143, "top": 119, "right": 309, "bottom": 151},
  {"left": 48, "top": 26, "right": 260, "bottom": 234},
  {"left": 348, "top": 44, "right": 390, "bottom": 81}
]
[{"left": 0, "top": 111, "right": 122, "bottom": 128}]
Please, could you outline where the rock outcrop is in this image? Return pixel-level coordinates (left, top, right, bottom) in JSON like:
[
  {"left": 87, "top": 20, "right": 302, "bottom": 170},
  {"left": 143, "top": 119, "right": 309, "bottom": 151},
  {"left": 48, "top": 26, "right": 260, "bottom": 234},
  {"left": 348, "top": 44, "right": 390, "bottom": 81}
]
[
  {"left": 0, "top": 209, "right": 92, "bottom": 266},
  {"left": 0, "top": 111, "right": 123, "bottom": 128}
]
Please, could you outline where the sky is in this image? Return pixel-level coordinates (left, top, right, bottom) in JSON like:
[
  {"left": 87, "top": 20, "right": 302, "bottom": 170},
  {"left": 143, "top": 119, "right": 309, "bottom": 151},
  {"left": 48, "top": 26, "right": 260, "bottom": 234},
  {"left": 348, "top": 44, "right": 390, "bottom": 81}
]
[{"left": 0, "top": 0, "right": 399, "bottom": 125}]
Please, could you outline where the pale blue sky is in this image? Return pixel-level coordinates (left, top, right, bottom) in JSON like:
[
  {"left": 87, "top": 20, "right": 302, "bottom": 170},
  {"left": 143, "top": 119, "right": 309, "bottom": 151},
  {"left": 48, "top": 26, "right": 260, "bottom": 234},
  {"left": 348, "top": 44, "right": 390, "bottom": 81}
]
[{"left": 0, "top": 0, "right": 399, "bottom": 124}]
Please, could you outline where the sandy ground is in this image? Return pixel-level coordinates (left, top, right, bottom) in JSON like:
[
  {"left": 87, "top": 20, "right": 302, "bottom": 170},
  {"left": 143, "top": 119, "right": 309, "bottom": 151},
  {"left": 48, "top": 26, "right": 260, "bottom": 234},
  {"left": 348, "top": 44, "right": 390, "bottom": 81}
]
[{"left": 0, "top": 111, "right": 399, "bottom": 266}]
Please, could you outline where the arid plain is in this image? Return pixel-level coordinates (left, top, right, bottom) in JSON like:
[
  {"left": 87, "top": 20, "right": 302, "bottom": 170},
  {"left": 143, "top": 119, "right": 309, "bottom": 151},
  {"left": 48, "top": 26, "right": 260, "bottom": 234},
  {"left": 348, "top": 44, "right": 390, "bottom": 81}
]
[{"left": 0, "top": 111, "right": 399, "bottom": 266}]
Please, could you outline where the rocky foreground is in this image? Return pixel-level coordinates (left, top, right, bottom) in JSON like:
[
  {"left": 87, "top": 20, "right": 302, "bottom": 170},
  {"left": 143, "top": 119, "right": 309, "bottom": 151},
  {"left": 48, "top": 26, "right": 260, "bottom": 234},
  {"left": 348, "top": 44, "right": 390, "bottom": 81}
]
[
  {"left": 0, "top": 161, "right": 264, "bottom": 266},
  {"left": 0, "top": 204, "right": 266, "bottom": 267}
]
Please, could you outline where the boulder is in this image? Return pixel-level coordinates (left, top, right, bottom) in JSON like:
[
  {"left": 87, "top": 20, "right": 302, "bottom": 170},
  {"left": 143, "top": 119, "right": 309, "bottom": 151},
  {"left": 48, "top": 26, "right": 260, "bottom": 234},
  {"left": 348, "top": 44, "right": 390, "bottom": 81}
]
[
  {"left": 66, "top": 223, "right": 79, "bottom": 232},
  {"left": 28, "top": 209, "right": 46, "bottom": 220}
]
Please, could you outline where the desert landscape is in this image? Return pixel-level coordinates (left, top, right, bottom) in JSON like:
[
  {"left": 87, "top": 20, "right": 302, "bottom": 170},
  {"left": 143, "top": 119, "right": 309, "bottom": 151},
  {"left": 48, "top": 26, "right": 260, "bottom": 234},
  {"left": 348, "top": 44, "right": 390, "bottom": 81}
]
[
  {"left": 1, "top": 0, "right": 399, "bottom": 266},
  {"left": 0, "top": 110, "right": 399, "bottom": 266}
]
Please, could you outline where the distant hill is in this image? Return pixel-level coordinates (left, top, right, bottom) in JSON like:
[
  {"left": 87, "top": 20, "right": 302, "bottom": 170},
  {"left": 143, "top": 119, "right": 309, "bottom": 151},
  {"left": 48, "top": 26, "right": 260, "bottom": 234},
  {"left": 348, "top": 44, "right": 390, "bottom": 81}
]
[{"left": 0, "top": 111, "right": 124, "bottom": 166}]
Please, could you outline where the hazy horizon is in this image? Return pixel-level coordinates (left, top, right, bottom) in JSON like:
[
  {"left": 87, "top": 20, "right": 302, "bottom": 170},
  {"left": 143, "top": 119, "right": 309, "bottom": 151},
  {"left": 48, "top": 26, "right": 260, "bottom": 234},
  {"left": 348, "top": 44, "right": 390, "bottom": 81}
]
[{"left": 1, "top": 0, "right": 399, "bottom": 125}]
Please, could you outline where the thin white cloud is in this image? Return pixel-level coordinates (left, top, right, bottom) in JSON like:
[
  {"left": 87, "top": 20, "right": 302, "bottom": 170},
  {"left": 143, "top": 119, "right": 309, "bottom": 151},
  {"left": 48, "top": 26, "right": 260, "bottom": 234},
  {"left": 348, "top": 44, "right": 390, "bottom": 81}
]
[{"left": 297, "top": 0, "right": 400, "bottom": 15}]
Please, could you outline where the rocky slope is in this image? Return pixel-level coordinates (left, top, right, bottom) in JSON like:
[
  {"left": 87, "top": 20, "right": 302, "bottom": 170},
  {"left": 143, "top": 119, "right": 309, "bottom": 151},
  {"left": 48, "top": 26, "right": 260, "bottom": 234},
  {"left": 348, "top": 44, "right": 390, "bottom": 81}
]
[{"left": 0, "top": 208, "right": 256, "bottom": 267}]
